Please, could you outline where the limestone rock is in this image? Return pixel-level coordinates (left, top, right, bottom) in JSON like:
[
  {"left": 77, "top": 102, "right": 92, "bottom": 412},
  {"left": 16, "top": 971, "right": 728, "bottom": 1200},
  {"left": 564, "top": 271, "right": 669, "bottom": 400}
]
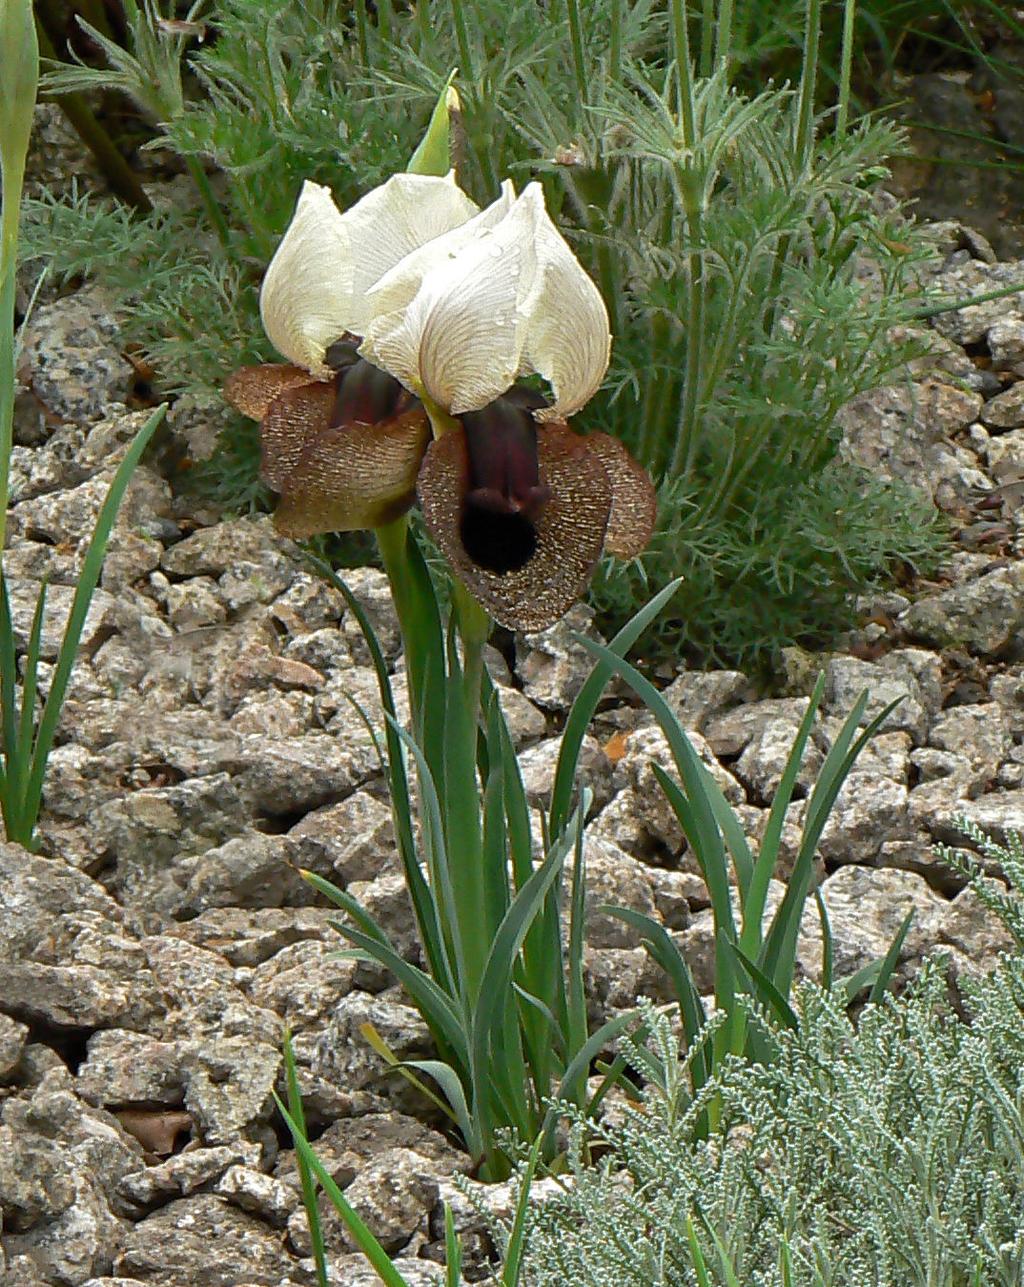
[
  {"left": 114, "top": 1194, "right": 304, "bottom": 1285},
  {"left": 900, "top": 563, "right": 1024, "bottom": 655}
]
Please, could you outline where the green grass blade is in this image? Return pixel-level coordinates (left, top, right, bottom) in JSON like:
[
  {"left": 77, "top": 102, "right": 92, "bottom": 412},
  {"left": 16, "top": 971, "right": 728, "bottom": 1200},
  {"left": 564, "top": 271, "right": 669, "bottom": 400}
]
[
  {"left": 761, "top": 693, "right": 899, "bottom": 993},
  {"left": 502, "top": 1133, "right": 543, "bottom": 1286},
  {"left": 444, "top": 1204, "right": 463, "bottom": 1287},
  {"left": 550, "top": 577, "right": 683, "bottom": 841},
  {"left": 13, "top": 578, "right": 45, "bottom": 791},
  {"left": 728, "top": 938, "right": 800, "bottom": 1031},
  {"left": 816, "top": 887, "right": 834, "bottom": 991},
  {"left": 282, "top": 1030, "right": 329, "bottom": 1287},
  {"left": 867, "top": 908, "right": 914, "bottom": 1004},
  {"left": 0, "top": 573, "right": 21, "bottom": 829},
  {"left": 546, "top": 1008, "right": 637, "bottom": 1147},
  {"left": 601, "top": 903, "right": 711, "bottom": 1089},
  {"left": 686, "top": 1215, "right": 712, "bottom": 1287},
  {"left": 275, "top": 1095, "right": 412, "bottom": 1287},
  {"left": 331, "top": 919, "right": 468, "bottom": 1068},
  {"left": 21, "top": 404, "right": 166, "bottom": 839},
  {"left": 566, "top": 793, "right": 591, "bottom": 1064},
  {"left": 742, "top": 675, "right": 825, "bottom": 956}
]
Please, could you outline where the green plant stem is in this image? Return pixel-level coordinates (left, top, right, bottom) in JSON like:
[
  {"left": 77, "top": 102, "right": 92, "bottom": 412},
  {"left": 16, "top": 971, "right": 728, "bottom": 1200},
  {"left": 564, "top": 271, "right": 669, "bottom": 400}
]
[
  {"left": 33, "top": 17, "right": 152, "bottom": 212},
  {"left": 795, "top": 0, "right": 823, "bottom": 171},
  {"left": 670, "top": 0, "right": 697, "bottom": 145},
  {"left": 564, "top": 0, "right": 589, "bottom": 108},
  {"left": 699, "top": 0, "right": 714, "bottom": 77},
  {"left": 450, "top": 0, "right": 475, "bottom": 84},
  {"left": 609, "top": 0, "right": 623, "bottom": 83},
  {"left": 836, "top": 0, "right": 856, "bottom": 138},
  {"left": 182, "top": 155, "right": 231, "bottom": 250},
  {"left": 0, "top": 169, "right": 21, "bottom": 555},
  {"left": 451, "top": 579, "right": 489, "bottom": 722},
  {"left": 715, "top": 0, "right": 734, "bottom": 68}
]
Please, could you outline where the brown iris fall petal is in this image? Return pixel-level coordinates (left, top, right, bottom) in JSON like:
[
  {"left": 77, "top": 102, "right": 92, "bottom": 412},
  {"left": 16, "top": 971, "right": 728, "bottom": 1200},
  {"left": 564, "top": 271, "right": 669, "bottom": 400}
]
[
  {"left": 418, "top": 420, "right": 656, "bottom": 632},
  {"left": 225, "top": 363, "right": 656, "bottom": 632},
  {"left": 224, "top": 360, "right": 430, "bottom": 538}
]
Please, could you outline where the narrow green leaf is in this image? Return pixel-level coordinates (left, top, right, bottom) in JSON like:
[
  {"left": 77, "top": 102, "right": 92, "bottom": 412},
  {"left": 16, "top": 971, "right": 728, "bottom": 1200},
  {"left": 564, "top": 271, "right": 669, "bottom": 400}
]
[
  {"left": 686, "top": 1215, "right": 712, "bottom": 1287},
  {"left": 868, "top": 908, "right": 914, "bottom": 1004},
  {"left": 601, "top": 903, "right": 711, "bottom": 1090},
  {"left": 444, "top": 1204, "right": 463, "bottom": 1287},
  {"left": 728, "top": 938, "right": 800, "bottom": 1031},
  {"left": 22, "top": 404, "right": 167, "bottom": 841},
  {"left": 550, "top": 577, "right": 683, "bottom": 841},
  {"left": 502, "top": 1133, "right": 543, "bottom": 1286},
  {"left": 275, "top": 1096, "right": 412, "bottom": 1287},
  {"left": 815, "top": 887, "right": 834, "bottom": 991},
  {"left": 282, "top": 1030, "right": 329, "bottom": 1287}
]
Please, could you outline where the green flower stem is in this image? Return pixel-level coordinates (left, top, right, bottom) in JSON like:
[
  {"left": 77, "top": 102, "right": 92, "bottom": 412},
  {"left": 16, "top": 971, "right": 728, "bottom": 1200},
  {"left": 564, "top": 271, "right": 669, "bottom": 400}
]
[
  {"left": 183, "top": 154, "right": 231, "bottom": 250},
  {"left": 0, "top": 0, "right": 38, "bottom": 556}
]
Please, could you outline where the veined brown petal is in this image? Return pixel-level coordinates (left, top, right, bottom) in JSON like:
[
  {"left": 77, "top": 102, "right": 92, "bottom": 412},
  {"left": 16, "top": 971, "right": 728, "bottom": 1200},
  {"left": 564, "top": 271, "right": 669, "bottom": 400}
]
[
  {"left": 224, "top": 363, "right": 316, "bottom": 420},
  {"left": 274, "top": 406, "right": 431, "bottom": 538},
  {"left": 418, "top": 422, "right": 613, "bottom": 631},
  {"left": 259, "top": 378, "right": 338, "bottom": 491},
  {"left": 583, "top": 432, "right": 658, "bottom": 558}
]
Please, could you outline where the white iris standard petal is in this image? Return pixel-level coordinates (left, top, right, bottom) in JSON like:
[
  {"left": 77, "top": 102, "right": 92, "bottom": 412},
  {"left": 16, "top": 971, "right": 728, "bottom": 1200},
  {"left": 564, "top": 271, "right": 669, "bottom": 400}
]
[
  {"left": 359, "top": 181, "right": 525, "bottom": 411},
  {"left": 358, "top": 180, "right": 610, "bottom": 418},
  {"left": 516, "top": 184, "right": 611, "bottom": 420},
  {"left": 259, "top": 173, "right": 479, "bottom": 379}
]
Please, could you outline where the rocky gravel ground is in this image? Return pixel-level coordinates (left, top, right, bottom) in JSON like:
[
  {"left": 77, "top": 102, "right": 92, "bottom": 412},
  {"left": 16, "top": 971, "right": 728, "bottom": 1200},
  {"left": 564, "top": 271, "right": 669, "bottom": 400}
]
[{"left": 4, "top": 112, "right": 1024, "bottom": 1287}]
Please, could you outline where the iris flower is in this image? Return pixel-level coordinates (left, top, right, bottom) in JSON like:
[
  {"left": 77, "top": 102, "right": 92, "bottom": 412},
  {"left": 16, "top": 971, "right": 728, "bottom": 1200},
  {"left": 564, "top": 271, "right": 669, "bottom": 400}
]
[{"left": 226, "top": 172, "right": 656, "bottom": 630}]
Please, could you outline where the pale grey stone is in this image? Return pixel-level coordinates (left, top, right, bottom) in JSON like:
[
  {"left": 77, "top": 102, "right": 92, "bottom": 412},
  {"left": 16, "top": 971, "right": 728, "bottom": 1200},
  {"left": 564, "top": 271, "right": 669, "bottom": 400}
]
[
  {"left": 18, "top": 286, "right": 133, "bottom": 423},
  {"left": 980, "top": 381, "right": 1024, "bottom": 429},
  {"left": 184, "top": 1038, "right": 281, "bottom": 1148},
  {"left": 837, "top": 379, "right": 984, "bottom": 499},
  {"left": 929, "top": 702, "right": 1010, "bottom": 768},
  {"left": 312, "top": 996, "right": 434, "bottom": 1108},
  {"left": 584, "top": 945, "right": 667, "bottom": 1015},
  {"left": 0, "top": 1083, "right": 144, "bottom": 1282},
  {"left": 659, "top": 669, "right": 750, "bottom": 732},
  {"left": 344, "top": 872, "right": 422, "bottom": 972},
  {"left": 704, "top": 698, "right": 810, "bottom": 757},
  {"left": 273, "top": 1112, "right": 466, "bottom": 1192},
  {"left": 161, "top": 516, "right": 297, "bottom": 579},
  {"left": 734, "top": 712, "right": 824, "bottom": 802},
  {"left": 823, "top": 655, "right": 932, "bottom": 742},
  {"left": 990, "top": 668, "right": 1024, "bottom": 734},
  {"left": 818, "top": 866, "right": 949, "bottom": 979},
  {"left": 517, "top": 733, "right": 613, "bottom": 812},
  {"left": 77, "top": 1031, "right": 187, "bottom": 1109},
  {"left": 338, "top": 567, "right": 402, "bottom": 663},
  {"left": 287, "top": 1146, "right": 439, "bottom": 1257},
  {"left": 928, "top": 259, "right": 1024, "bottom": 346},
  {"left": 270, "top": 573, "right": 346, "bottom": 634},
  {"left": 118, "top": 1146, "right": 248, "bottom": 1205},
  {"left": 141, "top": 937, "right": 278, "bottom": 1047},
  {"left": 214, "top": 1165, "right": 295, "bottom": 1228},
  {"left": 114, "top": 1194, "right": 304, "bottom": 1285},
  {"left": 287, "top": 791, "right": 400, "bottom": 885},
  {"left": 323, "top": 1258, "right": 442, "bottom": 1286},
  {"left": 900, "top": 562, "right": 1024, "bottom": 655},
  {"left": 0, "top": 1013, "right": 29, "bottom": 1080},
  {"left": 612, "top": 725, "right": 745, "bottom": 857},
  {"left": 581, "top": 835, "right": 661, "bottom": 949},
  {"left": 247, "top": 940, "right": 357, "bottom": 1030},
  {"left": 518, "top": 604, "right": 603, "bottom": 709},
  {"left": 1, "top": 578, "right": 116, "bottom": 659},
  {"left": 282, "top": 627, "right": 353, "bottom": 673},
  {"left": 818, "top": 773, "right": 911, "bottom": 866},
  {"left": 166, "top": 908, "right": 336, "bottom": 968},
  {"left": 180, "top": 832, "right": 311, "bottom": 915},
  {"left": 987, "top": 318, "right": 1024, "bottom": 374}
]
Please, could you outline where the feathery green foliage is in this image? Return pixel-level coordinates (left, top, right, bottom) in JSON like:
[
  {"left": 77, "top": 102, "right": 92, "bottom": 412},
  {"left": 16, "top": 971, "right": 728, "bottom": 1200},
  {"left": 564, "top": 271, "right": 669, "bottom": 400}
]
[
  {"left": 516, "top": 959, "right": 1024, "bottom": 1286},
  {"left": 27, "top": 0, "right": 950, "bottom": 668}
]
